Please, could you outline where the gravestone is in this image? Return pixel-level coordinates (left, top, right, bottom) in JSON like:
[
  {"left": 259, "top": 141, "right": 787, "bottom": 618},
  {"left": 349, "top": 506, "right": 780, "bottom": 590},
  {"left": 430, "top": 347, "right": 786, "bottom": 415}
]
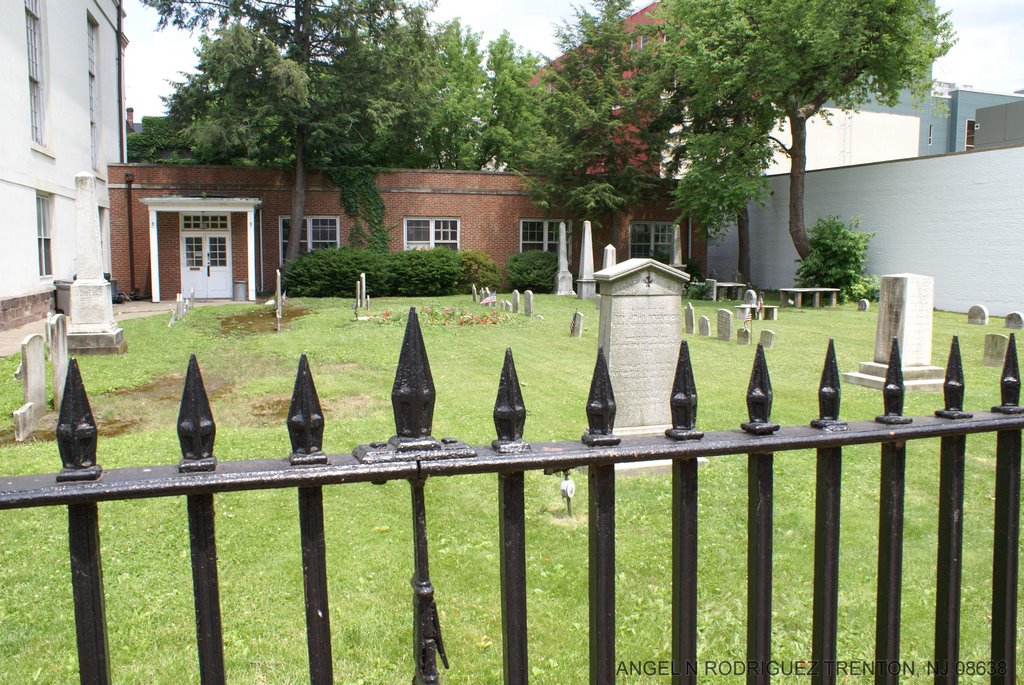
[
  {"left": 577, "top": 221, "right": 597, "bottom": 301},
  {"left": 603, "top": 244, "right": 617, "bottom": 271},
  {"left": 67, "top": 172, "right": 126, "bottom": 354},
  {"left": 595, "top": 258, "right": 690, "bottom": 435},
  {"left": 843, "top": 273, "right": 943, "bottom": 391},
  {"left": 698, "top": 316, "right": 710, "bottom": 336},
  {"left": 512, "top": 290, "right": 520, "bottom": 314},
  {"left": 737, "top": 328, "right": 750, "bottom": 345},
  {"left": 705, "top": 278, "right": 717, "bottom": 301},
  {"left": 524, "top": 290, "right": 534, "bottom": 317},
  {"left": 858, "top": 299, "right": 870, "bottom": 312},
  {"left": 360, "top": 273, "right": 367, "bottom": 308},
  {"left": 1006, "top": 311, "right": 1024, "bottom": 330},
  {"left": 570, "top": 311, "right": 584, "bottom": 337},
  {"left": 716, "top": 309, "right": 733, "bottom": 342},
  {"left": 554, "top": 222, "right": 574, "bottom": 295},
  {"left": 759, "top": 329, "right": 775, "bottom": 349},
  {"left": 984, "top": 334, "right": 1009, "bottom": 367},
  {"left": 471, "top": 284, "right": 477, "bottom": 302},
  {"left": 356, "top": 279, "right": 363, "bottom": 308},
  {"left": 276, "top": 269, "right": 284, "bottom": 329},
  {"left": 13, "top": 334, "right": 46, "bottom": 441},
  {"left": 744, "top": 289, "right": 757, "bottom": 306},
  {"left": 967, "top": 305, "right": 989, "bottom": 325},
  {"left": 684, "top": 302, "right": 695, "bottom": 335},
  {"left": 48, "top": 314, "right": 69, "bottom": 413}
]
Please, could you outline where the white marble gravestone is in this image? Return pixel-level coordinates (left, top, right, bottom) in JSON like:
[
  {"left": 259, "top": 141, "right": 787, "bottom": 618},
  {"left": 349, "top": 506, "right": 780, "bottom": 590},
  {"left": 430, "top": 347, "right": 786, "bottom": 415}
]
[
  {"left": 47, "top": 313, "right": 69, "bottom": 414},
  {"left": 67, "top": 172, "right": 126, "bottom": 354},
  {"left": 1006, "top": 312, "right": 1024, "bottom": 330},
  {"left": 759, "top": 329, "right": 775, "bottom": 349},
  {"left": 512, "top": 290, "right": 520, "bottom": 314},
  {"left": 716, "top": 309, "right": 733, "bottom": 342},
  {"left": 843, "top": 273, "right": 943, "bottom": 391},
  {"left": 684, "top": 302, "right": 695, "bottom": 335},
  {"left": 523, "top": 290, "right": 534, "bottom": 317},
  {"left": 603, "top": 244, "right": 617, "bottom": 271},
  {"left": 554, "top": 222, "right": 574, "bottom": 295},
  {"left": 13, "top": 334, "right": 46, "bottom": 441},
  {"left": 595, "top": 258, "right": 691, "bottom": 435},
  {"left": 984, "top": 334, "right": 1009, "bottom": 367},
  {"left": 737, "top": 328, "right": 751, "bottom": 345},
  {"left": 570, "top": 311, "right": 584, "bottom": 337},
  {"left": 471, "top": 284, "right": 478, "bottom": 302},
  {"left": 698, "top": 316, "right": 710, "bottom": 336},
  {"left": 967, "top": 305, "right": 989, "bottom": 325},
  {"left": 577, "top": 221, "right": 597, "bottom": 301}
]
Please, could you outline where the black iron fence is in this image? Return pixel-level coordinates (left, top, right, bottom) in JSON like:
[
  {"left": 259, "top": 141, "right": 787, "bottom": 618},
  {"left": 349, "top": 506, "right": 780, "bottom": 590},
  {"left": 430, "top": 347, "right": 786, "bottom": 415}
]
[{"left": 2, "top": 308, "right": 1022, "bottom": 685}]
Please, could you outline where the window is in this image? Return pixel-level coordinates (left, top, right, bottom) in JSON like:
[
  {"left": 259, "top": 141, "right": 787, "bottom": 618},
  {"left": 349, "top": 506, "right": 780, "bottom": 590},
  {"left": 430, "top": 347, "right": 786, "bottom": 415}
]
[
  {"left": 36, "top": 194, "right": 52, "bottom": 277},
  {"left": 965, "top": 119, "right": 976, "bottom": 150},
  {"left": 927, "top": 124, "right": 933, "bottom": 146},
  {"left": 87, "top": 17, "right": 98, "bottom": 169},
  {"left": 404, "top": 218, "right": 459, "bottom": 250},
  {"left": 25, "top": 0, "right": 44, "bottom": 144},
  {"left": 280, "top": 216, "right": 339, "bottom": 260},
  {"left": 629, "top": 222, "right": 675, "bottom": 263},
  {"left": 520, "top": 219, "right": 569, "bottom": 253},
  {"left": 182, "top": 214, "right": 228, "bottom": 231}
]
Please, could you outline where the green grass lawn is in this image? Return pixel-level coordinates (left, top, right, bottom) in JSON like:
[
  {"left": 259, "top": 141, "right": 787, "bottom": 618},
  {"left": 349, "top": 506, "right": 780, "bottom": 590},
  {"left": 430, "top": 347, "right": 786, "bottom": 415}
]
[{"left": 0, "top": 294, "right": 1019, "bottom": 683}]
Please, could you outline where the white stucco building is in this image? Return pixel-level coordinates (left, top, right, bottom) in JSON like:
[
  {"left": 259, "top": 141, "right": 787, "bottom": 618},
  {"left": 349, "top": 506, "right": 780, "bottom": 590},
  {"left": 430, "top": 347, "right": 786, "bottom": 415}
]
[{"left": 1, "top": 0, "right": 124, "bottom": 330}]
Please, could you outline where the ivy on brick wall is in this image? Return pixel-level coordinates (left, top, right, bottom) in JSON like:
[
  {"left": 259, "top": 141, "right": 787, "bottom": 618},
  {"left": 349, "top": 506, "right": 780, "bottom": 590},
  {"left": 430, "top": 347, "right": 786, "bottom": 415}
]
[{"left": 327, "top": 167, "right": 390, "bottom": 254}]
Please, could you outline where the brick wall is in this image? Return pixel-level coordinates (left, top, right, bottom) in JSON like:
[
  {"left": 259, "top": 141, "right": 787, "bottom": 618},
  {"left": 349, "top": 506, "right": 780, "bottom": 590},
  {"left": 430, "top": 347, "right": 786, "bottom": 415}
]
[
  {"left": 108, "top": 164, "right": 705, "bottom": 299},
  {"left": 0, "top": 291, "right": 54, "bottom": 332}
]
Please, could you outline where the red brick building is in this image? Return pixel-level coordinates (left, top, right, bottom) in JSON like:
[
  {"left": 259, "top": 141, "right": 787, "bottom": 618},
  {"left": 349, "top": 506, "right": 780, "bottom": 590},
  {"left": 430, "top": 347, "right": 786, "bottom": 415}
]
[{"left": 108, "top": 164, "right": 705, "bottom": 301}]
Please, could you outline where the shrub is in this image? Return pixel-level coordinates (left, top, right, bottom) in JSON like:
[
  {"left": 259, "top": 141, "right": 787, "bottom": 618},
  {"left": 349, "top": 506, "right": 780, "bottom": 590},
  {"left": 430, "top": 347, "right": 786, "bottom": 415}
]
[
  {"left": 458, "top": 250, "right": 503, "bottom": 291},
  {"left": 283, "top": 247, "right": 391, "bottom": 298},
  {"left": 848, "top": 275, "right": 880, "bottom": 302},
  {"left": 507, "top": 250, "right": 558, "bottom": 293},
  {"left": 795, "top": 215, "right": 874, "bottom": 303},
  {"left": 389, "top": 248, "right": 463, "bottom": 296}
]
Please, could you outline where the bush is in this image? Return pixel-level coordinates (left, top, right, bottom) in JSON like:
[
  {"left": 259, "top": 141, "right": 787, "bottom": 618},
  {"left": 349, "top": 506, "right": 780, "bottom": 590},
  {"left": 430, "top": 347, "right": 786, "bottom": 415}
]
[
  {"left": 458, "top": 250, "right": 503, "bottom": 291},
  {"left": 795, "top": 215, "right": 874, "bottom": 303},
  {"left": 389, "top": 248, "right": 463, "bottom": 296},
  {"left": 507, "top": 250, "right": 558, "bottom": 293},
  {"left": 848, "top": 275, "right": 880, "bottom": 302},
  {"left": 283, "top": 247, "right": 390, "bottom": 298}
]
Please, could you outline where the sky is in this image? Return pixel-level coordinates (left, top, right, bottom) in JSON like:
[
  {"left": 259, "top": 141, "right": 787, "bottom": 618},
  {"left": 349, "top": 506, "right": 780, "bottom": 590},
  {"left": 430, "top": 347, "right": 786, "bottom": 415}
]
[{"left": 123, "top": 0, "right": 1024, "bottom": 119}]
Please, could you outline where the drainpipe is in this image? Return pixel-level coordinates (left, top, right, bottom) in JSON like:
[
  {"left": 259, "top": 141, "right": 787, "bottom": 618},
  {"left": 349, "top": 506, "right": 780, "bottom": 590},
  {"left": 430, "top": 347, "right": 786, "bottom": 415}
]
[
  {"left": 258, "top": 208, "right": 265, "bottom": 293},
  {"left": 125, "top": 172, "right": 135, "bottom": 293},
  {"left": 116, "top": 0, "right": 125, "bottom": 162}
]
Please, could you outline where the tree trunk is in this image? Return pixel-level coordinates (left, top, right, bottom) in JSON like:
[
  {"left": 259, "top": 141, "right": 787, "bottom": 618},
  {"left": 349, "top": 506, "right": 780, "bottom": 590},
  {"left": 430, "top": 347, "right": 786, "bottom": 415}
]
[
  {"left": 285, "top": 125, "right": 307, "bottom": 263},
  {"left": 736, "top": 205, "right": 750, "bottom": 284},
  {"left": 787, "top": 112, "right": 811, "bottom": 259}
]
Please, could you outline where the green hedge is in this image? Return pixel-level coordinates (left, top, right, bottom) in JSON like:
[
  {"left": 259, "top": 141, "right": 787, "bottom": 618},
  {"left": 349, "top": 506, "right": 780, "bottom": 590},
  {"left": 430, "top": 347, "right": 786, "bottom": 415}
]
[
  {"left": 283, "top": 247, "right": 391, "bottom": 297},
  {"left": 506, "top": 250, "right": 558, "bottom": 293},
  {"left": 457, "top": 250, "right": 503, "bottom": 291},
  {"left": 389, "top": 248, "right": 464, "bottom": 296}
]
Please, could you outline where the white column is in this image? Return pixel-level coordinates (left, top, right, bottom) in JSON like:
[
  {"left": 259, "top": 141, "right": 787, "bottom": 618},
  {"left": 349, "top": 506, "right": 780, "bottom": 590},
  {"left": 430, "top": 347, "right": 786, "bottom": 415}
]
[
  {"left": 148, "top": 208, "right": 160, "bottom": 303},
  {"left": 247, "top": 209, "right": 256, "bottom": 301}
]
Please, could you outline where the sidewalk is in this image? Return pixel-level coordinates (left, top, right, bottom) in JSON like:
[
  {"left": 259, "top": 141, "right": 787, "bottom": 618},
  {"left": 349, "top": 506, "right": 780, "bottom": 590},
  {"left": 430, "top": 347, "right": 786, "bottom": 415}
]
[{"left": 0, "top": 299, "right": 236, "bottom": 358}]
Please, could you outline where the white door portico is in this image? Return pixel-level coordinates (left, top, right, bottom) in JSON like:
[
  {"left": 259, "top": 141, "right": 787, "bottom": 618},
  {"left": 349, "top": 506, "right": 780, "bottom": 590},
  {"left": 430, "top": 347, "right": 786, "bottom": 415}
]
[{"left": 140, "top": 197, "right": 261, "bottom": 302}]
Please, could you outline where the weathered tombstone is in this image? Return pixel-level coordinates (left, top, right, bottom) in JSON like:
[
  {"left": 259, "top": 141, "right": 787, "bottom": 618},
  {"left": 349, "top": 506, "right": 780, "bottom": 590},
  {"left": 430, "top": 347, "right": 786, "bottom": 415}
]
[
  {"left": 276, "top": 269, "right": 283, "bottom": 329},
  {"left": 554, "top": 222, "right": 574, "bottom": 295},
  {"left": 716, "top": 308, "right": 733, "bottom": 342},
  {"left": 759, "top": 329, "right": 775, "bottom": 349},
  {"left": 595, "top": 258, "right": 691, "bottom": 434},
  {"left": 512, "top": 290, "right": 520, "bottom": 314},
  {"left": 705, "top": 278, "right": 717, "bottom": 301},
  {"left": 67, "top": 172, "right": 126, "bottom": 354},
  {"left": 175, "top": 294, "right": 185, "bottom": 321},
  {"left": 603, "top": 244, "right": 617, "bottom": 271},
  {"left": 1006, "top": 311, "right": 1024, "bottom": 330},
  {"left": 698, "top": 316, "right": 710, "bottom": 336},
  {"left": 684, "top": 302, "right": 695, "bottom": 335},
  {"left": 471, "top": 283, "right": 478, "bottom": 302},
  {"left": 360, "top": 273, "right": 367, "bottom": 308},
  {"left": 984, "top": 334, "right": 1010, "bottom": 367},
  {"left": 524, "top": 290, "right": 534, "bottom": 317},
  {"left": 858, "top": 299, "right": 870, "bottom": 312},
  {"left": 843, "top": 273, "right": 943, "bottom": 391},
  {"left": 967, "top": 304, "right": 989, "bottom": 325},
  {"left": 355, "top": 279, "right": 362, "bottom": 308},
  {"left": 744, "top": 289, "right": 757, "bottom": 306},
  {"left": 577, "top": 221, "right": 597, "bottom": 301},
  {"left": 737, "top": 328, "right": 751, "bottom": 345},
  {"left": 48, "top": 314, "right": 69, "bottom": 414},
  {"left": 570, "top": 311, "right": 584, "bottom": 337},
  {"left": 12, "top": 334, "right": 46, "bottom": 441}
]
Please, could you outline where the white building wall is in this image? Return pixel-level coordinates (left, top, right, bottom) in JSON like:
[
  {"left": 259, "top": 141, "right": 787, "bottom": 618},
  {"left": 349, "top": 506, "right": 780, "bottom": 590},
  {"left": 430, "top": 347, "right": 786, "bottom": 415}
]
[
  {"left": 0, "top": 0, "right": 122, "bottom": 307},
  {"left": 707, "top": 145, "right": 1024, "bottom": 316}
]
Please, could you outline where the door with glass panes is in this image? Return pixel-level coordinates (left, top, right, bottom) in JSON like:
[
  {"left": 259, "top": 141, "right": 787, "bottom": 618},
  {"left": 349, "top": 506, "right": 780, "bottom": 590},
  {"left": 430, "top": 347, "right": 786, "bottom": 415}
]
[{"left": 181, "top": 214, "right": 232, "bottom": 299}]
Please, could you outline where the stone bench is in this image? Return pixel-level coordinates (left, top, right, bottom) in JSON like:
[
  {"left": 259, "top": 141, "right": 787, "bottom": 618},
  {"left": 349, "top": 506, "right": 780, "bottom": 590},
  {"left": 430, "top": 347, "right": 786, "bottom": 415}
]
[
  {"left": 734, "top": 304, "right": 779, "bottom": 321},
  {"left": 779, "top": 287, "right": 839, "bottom": 308}
]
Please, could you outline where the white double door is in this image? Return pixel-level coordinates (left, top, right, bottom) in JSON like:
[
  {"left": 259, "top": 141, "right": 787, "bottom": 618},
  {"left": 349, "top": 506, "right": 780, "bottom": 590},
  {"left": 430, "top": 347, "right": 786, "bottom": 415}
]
[{"left": 181, "top": 231, "right": 232, "bottom": 299}]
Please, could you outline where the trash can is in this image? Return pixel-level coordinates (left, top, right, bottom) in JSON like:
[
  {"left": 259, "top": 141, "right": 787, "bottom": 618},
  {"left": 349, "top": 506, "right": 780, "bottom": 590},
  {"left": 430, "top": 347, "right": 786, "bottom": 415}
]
[
  {"left": 54, "top": 280, "right": 72, "bottom": 314},
  {"left": 232, "top": 281, "right": 247, "bottom": 301}
]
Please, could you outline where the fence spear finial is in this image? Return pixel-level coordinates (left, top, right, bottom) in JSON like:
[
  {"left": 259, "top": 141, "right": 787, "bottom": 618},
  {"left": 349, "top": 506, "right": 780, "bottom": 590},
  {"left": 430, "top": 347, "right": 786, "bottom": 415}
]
[
  {"left": 993, "top": 333, "right": 1024, "bottom": 414},
  {"left": 582, "top": 346, "right": 620, "bottom": 446},
  {"left": 936, "top": 336, "right": 973, "bottom": 419},
  {"left": 288, "top": 353, "right": 327, "bottom": 465},
  {"left": 741, "top": 344, "right": 780, "bottom": 435},
  {"left": 811, "top": 339, "right": 848, "bottom": 430},
  {"left": 666, "top": 340, "right": 703, "bottom": 440},
  {"left": 876, "top": 337, "right": 912, "bottom": 425},
  {"left": 392, "top": 308, "right": 437, "bottom": 445},
  {"left": 56, "top": 358, "right": 102, "bottom": 482},
  {"left": 178, "top": 354, "right": 217, "bottom": 472},
  {"left": 492, "top": 348, "right": 530, "bottom": 453}
]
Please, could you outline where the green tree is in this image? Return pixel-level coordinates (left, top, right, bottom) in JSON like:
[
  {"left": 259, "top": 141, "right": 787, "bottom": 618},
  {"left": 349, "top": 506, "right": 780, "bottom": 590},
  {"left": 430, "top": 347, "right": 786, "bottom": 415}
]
[
  {"left": 657, "top": 0, "right": 954, "bottom": 258},
  {"left": 125, "top": 116, "right": 196, "bottom": 163},
  {"left": 478, "top": 32, "right": 542, "bottom": 170},
  {"left": 146, "top": 0, "right": 434, "bottom": 262}
]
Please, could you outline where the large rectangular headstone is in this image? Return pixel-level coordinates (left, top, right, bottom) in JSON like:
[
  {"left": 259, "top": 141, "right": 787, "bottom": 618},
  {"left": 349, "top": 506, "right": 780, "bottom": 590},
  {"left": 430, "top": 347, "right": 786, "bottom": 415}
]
[
  {"left": 13, "top": 334, "right": 46, "bottom": 441},
  {"left": 716, "top": 309, "right": 733, "bottom": 342},
  {"left": 512, "top": 290, "right": 520, "bottom": 314},
  {"left": 984, "top": 333, "right": 1009, "bottom": 367},
  {"left": 595, "top": 259, "right": 690, "bottom": 434},
  {"left": 523, "top": 290, "right": 534, "bottom": 317},
  {"left": 698, "top": 316, "right": 710, "bottom": 336},
  {"left": 684, "top": 302, "right": 695, "bottom": 335}
]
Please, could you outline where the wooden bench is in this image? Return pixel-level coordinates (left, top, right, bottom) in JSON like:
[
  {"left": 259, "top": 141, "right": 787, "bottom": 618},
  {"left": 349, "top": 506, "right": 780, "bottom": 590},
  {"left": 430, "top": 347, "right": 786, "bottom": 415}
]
[{"left": 779, "top": 287, "right": 839, "bottom": 308}]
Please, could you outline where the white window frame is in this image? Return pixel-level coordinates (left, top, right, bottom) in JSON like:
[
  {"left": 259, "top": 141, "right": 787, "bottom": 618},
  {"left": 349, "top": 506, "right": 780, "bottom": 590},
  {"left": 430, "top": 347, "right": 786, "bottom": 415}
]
[
  {"left": 403, "top": 217, "right": 460, "bottom": 251},
  {"left": 181, "top": 213, "right": 229, "bottom": 232},
  {"left": 279, "top": 215, "right": 340, "bottom": 262},
  {"left": 519, "top": 219, "right": 570, "bottom": 253},
  {"left": 629, "top": 221, "right": 676, "bottom": 263},
  {"left": 25, "top": 0, "right": 45, "bottom": 145},
  {"left": 87, "top": 15, "right": 98, "bottom": 169},
  {"left": 36, "top": 193, "right": 52, "bottom": 278}
]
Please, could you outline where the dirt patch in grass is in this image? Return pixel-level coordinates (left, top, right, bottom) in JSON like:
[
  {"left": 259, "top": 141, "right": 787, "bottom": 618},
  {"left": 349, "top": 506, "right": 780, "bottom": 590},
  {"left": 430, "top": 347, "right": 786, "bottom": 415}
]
[
  {"left": 112, "top": 373, "right": 234, "bottom": 403},
  {"left": 219, "top": 306, "right": 310, "bottom": 335}
]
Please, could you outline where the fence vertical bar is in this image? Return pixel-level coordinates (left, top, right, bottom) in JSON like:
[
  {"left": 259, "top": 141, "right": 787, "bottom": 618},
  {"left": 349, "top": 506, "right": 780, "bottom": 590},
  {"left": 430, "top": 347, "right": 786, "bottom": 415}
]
[
  {"left": 672, "top": 457, "right": 698, "bottom": 685},
  {"left": 589, "top": 463, "right": 616, "bottom": 685},
  {"left": 186, "top": 493, "right": 225, "bottom": 685},
  {"left": 499, "top": 472, "right": 528, "bottom": 685},
  {"left": 298, "top": 486, "right": 333, "bottom": 684},
  {"left": 68, "top": 502, "right": 112, "bottom": 685}
]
